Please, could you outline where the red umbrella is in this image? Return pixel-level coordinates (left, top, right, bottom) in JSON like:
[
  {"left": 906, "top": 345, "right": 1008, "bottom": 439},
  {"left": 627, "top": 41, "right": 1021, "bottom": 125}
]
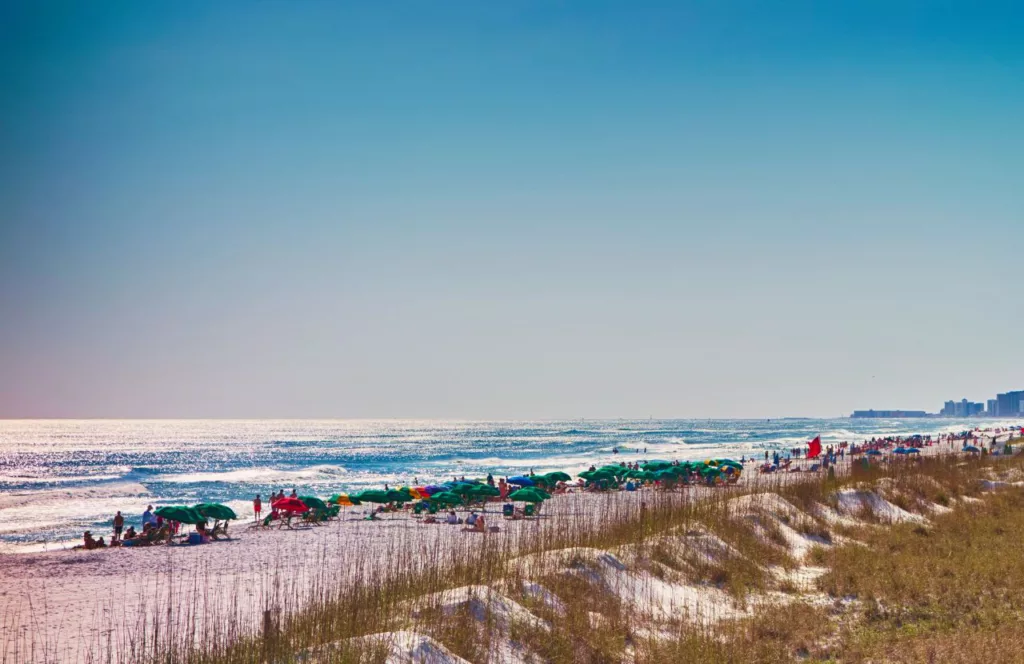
[{"left": 272, "top": 497, "right": 309, "bottom": 513}]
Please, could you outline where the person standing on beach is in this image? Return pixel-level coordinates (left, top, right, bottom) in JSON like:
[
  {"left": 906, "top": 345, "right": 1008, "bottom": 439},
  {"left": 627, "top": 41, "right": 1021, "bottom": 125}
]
[
  {"left": 253, "top": 495, "right": 262, "bottom": 522},
  {"left": 142, "top": 505, "right": 155, "bottom": 531},
  {"left": 112, "top": 511, "right": 124, "bottom": 542}
]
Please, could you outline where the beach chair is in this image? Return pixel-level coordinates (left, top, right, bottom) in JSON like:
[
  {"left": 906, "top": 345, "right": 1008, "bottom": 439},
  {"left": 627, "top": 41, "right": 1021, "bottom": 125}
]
[
  {"left": 413, "top": 503, "right": 425, "bottom": 516},
  {"left": 502, "top": 504, "right": 514, "bottom": 518},
  {"left": 524, "top": 504, "right": 536, "bottom": 517},
  {"left": 427, "top": 503, "right": 439, "bottom": 515}
]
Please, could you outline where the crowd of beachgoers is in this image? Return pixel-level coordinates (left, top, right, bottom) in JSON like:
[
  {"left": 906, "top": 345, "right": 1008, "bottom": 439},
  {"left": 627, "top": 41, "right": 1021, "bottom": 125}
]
[{"left": 73, "top": 426, "right": 1020, "bottom": 553}]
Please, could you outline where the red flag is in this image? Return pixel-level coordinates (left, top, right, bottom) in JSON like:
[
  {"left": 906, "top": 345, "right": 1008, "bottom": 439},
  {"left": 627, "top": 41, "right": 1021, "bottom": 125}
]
[{"left": 807, "top": 436, "right": 822, "bottom": 459}]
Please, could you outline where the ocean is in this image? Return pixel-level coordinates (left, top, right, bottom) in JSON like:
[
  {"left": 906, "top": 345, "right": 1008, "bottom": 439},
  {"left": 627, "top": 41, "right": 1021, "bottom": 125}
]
[{"left": 0, "top": 417, "right": 1013, "bottom": 552}]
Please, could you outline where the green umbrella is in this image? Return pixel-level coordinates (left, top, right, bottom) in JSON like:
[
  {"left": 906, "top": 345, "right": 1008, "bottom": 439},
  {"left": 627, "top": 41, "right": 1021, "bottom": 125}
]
[
  {"left": 299, "top": 496, "right": 328, "bottom": 511},
  {"left": 589, "top": 469, "right": 617, "bottom": 482},
  {"left": 384, "top": 489, "right": 411, "bottom": 503},
  {"left": 428, "top": 491, "right": 463, "bottom": 505},
  {"left": 578, "top": 470, "right": 596, "bottom": 481},
  {"left": 544, "top": 471, "right": 572, "bottom": 483},
  {"left": 154, "top": 506, "right": 206, "bottom": 525},
  {"left": 714, "top": 459, "right": 743, "bottom": 470},
  {"left": 466, "top": 484, "right": 500, "bottom": 498},
  {"left": 642, "top": 460, "right": 673, "bottom": 471},
  {"left": 351, "top": 489, "right": 391, "bottom": 504},
  {"left": 507, "top": 488, "right": 546, "bottom": 503},
  {"left": 192, "top": 503, "right": 237, "bottom": 521}
]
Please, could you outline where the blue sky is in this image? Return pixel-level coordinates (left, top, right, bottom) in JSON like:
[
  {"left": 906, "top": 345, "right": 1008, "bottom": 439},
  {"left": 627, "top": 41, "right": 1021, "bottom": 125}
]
[{"left": 1, "top": 2, "right": 1022, "bottom": 418}]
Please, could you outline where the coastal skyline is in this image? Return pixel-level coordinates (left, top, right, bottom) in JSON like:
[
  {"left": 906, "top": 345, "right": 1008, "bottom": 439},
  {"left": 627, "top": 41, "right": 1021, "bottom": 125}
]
[{"left": 2, "top": 2, "right": 1023, "bottom": 419}]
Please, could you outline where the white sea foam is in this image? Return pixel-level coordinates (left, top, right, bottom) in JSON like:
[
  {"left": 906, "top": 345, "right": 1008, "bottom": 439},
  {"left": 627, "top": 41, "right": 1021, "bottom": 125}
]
[{"left": 152, "top": 465, "right": 349, "bottom": 484}]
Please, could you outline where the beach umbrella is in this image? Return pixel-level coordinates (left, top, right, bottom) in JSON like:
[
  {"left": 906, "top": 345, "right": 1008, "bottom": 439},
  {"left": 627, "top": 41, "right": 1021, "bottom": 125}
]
[
  {"left": 963, "top": 445, "right": 981, "bottom": 453},
  {"left": 192, "top": 503, "right": 237, "bottom": 521},
  {"left": 714, "top": 459, "right": 743, "bottom": 470},
  {"left": 507, "top": 476, "right": 535, "bottom": 487},
  {"left": 349, "top": 490, "right": 390, "bottom": 504},
  {"left": 384, "top": 489, "right": 411, "bottom": 503},
  {"left": 544, "top": 471, "right": 572, "bottom": 483},
  {"left": 641, "top": 460, "right": 673, "bottom": 471},
  {"left": 299, "top": 496, "right": 328, "bottom": 511},
  {"left": 466, "top": 484, "right": 500, "bottom": 498},
  {"left": 507, "top": 488, "right": 546, "bottom": 503},
  {"left": 427, "top": 491, "right": 463, "bottom": 506},
  {"left": 423, "top": 485, "right": 448, "bottom": 496},
  {"left": 865, "top": 449, "right": 883, "bottom": 456},
  {"left": 271, "top": 497, "right": 310, "bottom": 513},
  {"left": 155, "top": 506, "right": 206, "bottom": 525},
  {"left": 329, "top": 493, "right": 358, "bottom": 506},
  {"left": 448, "top": 482, "right": 480, "bottom": 496},
  {"left": 893, "top": 448, "right": 910, "bottom": 455},
  {"left": 588, "top": 469, "right": 617, "bottom": 483},
  {"left": 906, "top": 448, "right": 921, "bottom": 454}
]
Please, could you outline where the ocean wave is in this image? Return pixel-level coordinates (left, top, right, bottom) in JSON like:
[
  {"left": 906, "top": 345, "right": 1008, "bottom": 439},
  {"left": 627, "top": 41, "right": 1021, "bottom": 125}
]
[
  {"left": 0, "top": 482, "right": 150, "bottom": 510},
  {"left": 151, "top": 464, "right": 349, "bottom": 485}
]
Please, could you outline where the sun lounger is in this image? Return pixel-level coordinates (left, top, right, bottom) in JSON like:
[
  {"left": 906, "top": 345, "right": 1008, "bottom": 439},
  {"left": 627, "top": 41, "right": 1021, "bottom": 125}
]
[{"left": 502, "top": 504, "right": 514, "bottom": 518}]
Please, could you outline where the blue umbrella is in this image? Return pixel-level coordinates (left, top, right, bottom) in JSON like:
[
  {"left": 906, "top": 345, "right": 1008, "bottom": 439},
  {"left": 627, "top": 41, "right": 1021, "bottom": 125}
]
[
  {"left": 963, "top": 445, "right": 981, "bottom": 453},
  {"left": 507, "top": 476, "right": 535, "bottom": 487},
  {"left": 906, "top": 447, "right": 921, "bottom": 454},
  {"left": 865, "top": 449, "right": 882, "bottom": 456},
  {"left": 893, "top": 448, "right": 909, "bottom": 454}
]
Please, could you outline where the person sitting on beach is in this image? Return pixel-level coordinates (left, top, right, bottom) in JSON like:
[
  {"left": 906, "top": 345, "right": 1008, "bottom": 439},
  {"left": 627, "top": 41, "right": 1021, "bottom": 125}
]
[
  {"left": 95, "top": 536, "right": 107, "bottom": 548},
  {"left": 446, "top": 511, "right": 460, "bottom": 525},
  {"left": 465, "top": 514, "right": 487, "bottom": 533},
  {"left": 82, "top": 531, "right": 97, "bottom": 550},
  {"left": 466, "top": 511, "right": 479, "bottom": 526},
  {"left": 124, "top": 526, "right": 137, "bottom": 540}
]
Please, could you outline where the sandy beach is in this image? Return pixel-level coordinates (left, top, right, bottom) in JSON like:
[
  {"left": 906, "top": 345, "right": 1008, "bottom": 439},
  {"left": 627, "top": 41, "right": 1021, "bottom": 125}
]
[{"left": 3, "top": 431, "right": 1013, "bottom": 663}]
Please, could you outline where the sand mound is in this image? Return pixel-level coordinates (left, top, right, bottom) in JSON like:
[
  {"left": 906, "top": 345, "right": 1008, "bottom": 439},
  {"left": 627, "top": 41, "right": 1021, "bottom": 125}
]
[
  {"left": 411, "top": 585, "right": 548, "bottom": 631},
  {"left": 836, "top": 489, "right": 926, "bottom": 524},
  {"left": 517, "top": 580, "right": 567, "bottom": 616},
  {"left": 308, "top": 630, "right": 471, "bottom": 664}
]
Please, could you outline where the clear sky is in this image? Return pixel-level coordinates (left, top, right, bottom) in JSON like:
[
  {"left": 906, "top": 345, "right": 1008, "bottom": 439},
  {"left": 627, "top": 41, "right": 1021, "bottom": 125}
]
[{"left": 1, "top": 2, "right": 1022, "bottom": 419}]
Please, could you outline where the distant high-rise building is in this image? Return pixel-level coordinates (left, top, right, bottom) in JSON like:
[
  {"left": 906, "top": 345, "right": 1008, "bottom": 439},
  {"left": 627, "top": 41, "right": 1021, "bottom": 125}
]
[
  {"left": 996, "top": 391, "right": 1024, "bottom": 417},
  {"left": 987, "top": 399, "right": 998, "bottom": 416},
  {"left": 940, "top": 398, "right": 985, "bottom": 417}
]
